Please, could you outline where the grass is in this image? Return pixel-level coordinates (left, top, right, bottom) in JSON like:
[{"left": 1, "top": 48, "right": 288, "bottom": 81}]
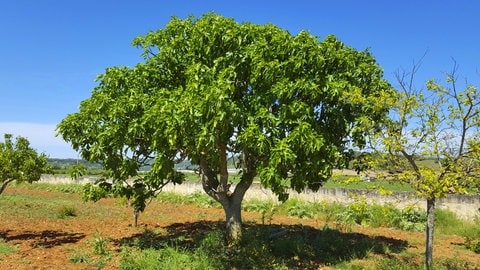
[
  {"left": 0, "top": 239, "right": 16, "bottom": 256},
  {"left": 13, "top": 181, "right": 84, "bottom": 193},
  {"left": 115, "top": 222, "right": 479, "bottom": 270},
  {"left": 117, "top": 223, "right": 407, "bottom": 269}
]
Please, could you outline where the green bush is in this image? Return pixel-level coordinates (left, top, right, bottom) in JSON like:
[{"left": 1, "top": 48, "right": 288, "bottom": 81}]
[
  {"left": 388, "top": 206, "right": 426, "bottom": 232},
  {"left": 369, "top": 204, "right": 402, "bottom": 228}
]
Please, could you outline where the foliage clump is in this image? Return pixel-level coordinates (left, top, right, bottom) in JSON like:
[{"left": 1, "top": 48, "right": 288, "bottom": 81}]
[{"left": 0, "top": 134, "right": 50, "bottom": 195}]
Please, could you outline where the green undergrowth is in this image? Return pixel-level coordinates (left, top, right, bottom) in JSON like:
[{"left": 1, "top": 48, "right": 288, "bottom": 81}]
[
  {"left": 13, "top": 181, "right": 84, "bottom": 194},
  {"left": 156, "top": 191, "right": 480, "bottom": 255},
  {"left": 118, "top": 224, "right": 407, "bottom": 269},
  {"left": 67, "top": 234, "right": 113, "bottom": 269},
  {"left": 117, "top": 223, "right": 477, "bottom": 270}
]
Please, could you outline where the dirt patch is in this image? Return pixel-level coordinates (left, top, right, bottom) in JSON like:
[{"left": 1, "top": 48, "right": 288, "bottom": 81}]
[{"left": 0, "top": 186, "right": 478, "bottom": 269}]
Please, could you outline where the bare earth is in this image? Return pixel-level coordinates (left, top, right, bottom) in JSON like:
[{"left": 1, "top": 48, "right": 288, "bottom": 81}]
[{"left": 0, "top": 186, "right": 478, "bottom": 269}]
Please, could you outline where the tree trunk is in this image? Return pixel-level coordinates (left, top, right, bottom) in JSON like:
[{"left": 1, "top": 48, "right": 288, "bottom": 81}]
[
  {"left": 199, "top": 149, "right": 255, "bottom": 244},
  {"left": 425, "top": 198, "right": 435, "bottom": 270},
  {"left": 133, "top": 209, "right": 139, "bottom": 227},
  {"left": 223, "top": 197, "right": 243, "bottom": 244},
  {"left": 0, "top": 178, "right": 15, "bottom": 195}
]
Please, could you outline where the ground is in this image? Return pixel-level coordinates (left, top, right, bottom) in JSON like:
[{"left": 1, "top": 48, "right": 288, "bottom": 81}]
[{"left": 0, "top": 186, "right": 478, "bottom": 269}]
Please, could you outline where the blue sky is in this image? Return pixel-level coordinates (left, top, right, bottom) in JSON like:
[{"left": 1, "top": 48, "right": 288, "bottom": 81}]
[{"left": 0, "top": 0, "right": 479, "bottom": 158}]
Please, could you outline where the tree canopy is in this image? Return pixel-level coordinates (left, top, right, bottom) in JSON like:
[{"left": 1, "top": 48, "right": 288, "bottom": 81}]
[
  {"left": 0, "top": 134, "right": 50, "bottom": 194},
  {"left": 57, "top": 13, "right": 394, "bottom": 240}
]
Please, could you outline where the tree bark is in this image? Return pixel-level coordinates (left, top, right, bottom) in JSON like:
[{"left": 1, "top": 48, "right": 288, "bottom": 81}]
[
  {"left": 425, "top": 198, "right": 435, "bottom": 270},
  {"left": 0, "top": 178, "right": 15, "bottom": 195},
  {"left": 223, "top": 195, "right": 243, "bottom": 243},
  {"left": 133, "top": 209, "right": 139, "bottom": 227}
]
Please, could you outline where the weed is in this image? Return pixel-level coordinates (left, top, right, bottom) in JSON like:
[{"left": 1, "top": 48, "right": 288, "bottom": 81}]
[
  {"left": 396, "top": 206, "right": 426, "bottom": 232},
  {"left": 369, "top": 203, "right": 402, "bottom": 228},
  {"left": 346, "top": 195, "right": 372, "bottom": 225},
  {"left": 437, "top": 257, "right": 479, "bottom": 270},
  {"left": 465, "top": 237, "right": 480, "bottom": 253},
  {"left": 91, "top": 235, "right": 110, "bottom": 256},
  {"left": 120, "top": 246, "right": 215, "bottom": 270},
  {"left": 185, "top": 192, "right": 218, "bottom": 208},
  {"left": 283, "top": 199, "right": 315, "bottom": 219},
  {"left": 243, "top": 199, "right": 278, "bottom": 224},
  {"left": 69, "top": 252, "right": 90, "bottom": 263},
  {"left": 375, "top": 256, "right": 423, "bottom": 269},
  {"left": 56, "top": 205, "right": 77, "bottom": 219}
]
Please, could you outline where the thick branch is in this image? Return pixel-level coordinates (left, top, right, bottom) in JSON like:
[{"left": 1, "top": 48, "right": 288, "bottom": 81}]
[
  {"left": 199, "top": 155, "right": 220, "bottom": 201},
  {"left": 217, "top": 144, "right": 229, "bottom": 194},
  {"left": 400, "top": 149, "right": 421, "bottom": 178},
  {"left": 232, "top": 150, "right": 256, "bottom": 200}
]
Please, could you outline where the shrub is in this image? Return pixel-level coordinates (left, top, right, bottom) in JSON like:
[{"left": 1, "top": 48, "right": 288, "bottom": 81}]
[
  {"left": 397, "top": 206, "right": 426, "bottom": 232},
  {"left": 335, "top": 196, "right": 372, "bottom": 227}
]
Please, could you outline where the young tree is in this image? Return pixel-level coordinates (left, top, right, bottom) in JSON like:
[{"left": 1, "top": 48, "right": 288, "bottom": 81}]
[
  {"left": 57, "top": 13, "right": 394, "bottom": 242},
  {"left": 380, "top": 62, "right": 480, "bottom": 269},
  {"left": 0, "top": 134, "right": 50, "bottom": 195}
]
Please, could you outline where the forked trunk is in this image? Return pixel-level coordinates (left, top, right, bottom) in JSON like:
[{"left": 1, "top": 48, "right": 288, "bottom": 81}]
[
  {"left": 425, "top": 198, "right": 435, "bottom": 270},
  {"left": 199, "top": 149, "right": 255, "bottom": 244}
]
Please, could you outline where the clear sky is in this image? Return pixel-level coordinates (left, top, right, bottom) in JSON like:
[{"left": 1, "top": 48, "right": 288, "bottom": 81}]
[{"left": 1, "top": 0, "right": 479, "bottom": 158}]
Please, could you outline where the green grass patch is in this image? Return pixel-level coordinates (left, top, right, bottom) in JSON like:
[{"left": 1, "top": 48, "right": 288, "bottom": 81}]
[
  {"left": 117, "top": 223, "right": 478, "bottom": 269},
  {"left": 325, "top": 175, "right": 416, "bottom": 192},
  {"left": 0, "top": 239, "right": 16, "bottom": 255},
  {"left": 13, "top": 181, "right": 84, "bottom": 194},
  {"left": 117, "top": 222, "right": 410, "bottom": 269},
  {"left": 156, "top": 191, "right": 219, "bottom": 208}
]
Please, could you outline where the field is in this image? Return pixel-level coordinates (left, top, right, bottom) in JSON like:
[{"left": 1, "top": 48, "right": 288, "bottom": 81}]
[{"left": 0, "top": 183, "right": 479, "bottom": 269}]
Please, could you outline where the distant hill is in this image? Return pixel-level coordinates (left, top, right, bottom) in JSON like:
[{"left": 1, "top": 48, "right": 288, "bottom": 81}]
[{"left": 48, "top": 155, "right": 241, "bottom": 173}]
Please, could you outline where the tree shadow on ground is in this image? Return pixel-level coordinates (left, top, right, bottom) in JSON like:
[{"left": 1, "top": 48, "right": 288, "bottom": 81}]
[
  {"left": 0, "top": 229, "right": 85, "bottom": 248},
  {"left": 116, "top": 221, "right": 409, "bottom": 269}
]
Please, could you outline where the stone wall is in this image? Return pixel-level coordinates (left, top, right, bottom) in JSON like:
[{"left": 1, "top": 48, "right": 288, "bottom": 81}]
[{"left": 39, "top": 175, "right": 480, "bottom": 220}]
